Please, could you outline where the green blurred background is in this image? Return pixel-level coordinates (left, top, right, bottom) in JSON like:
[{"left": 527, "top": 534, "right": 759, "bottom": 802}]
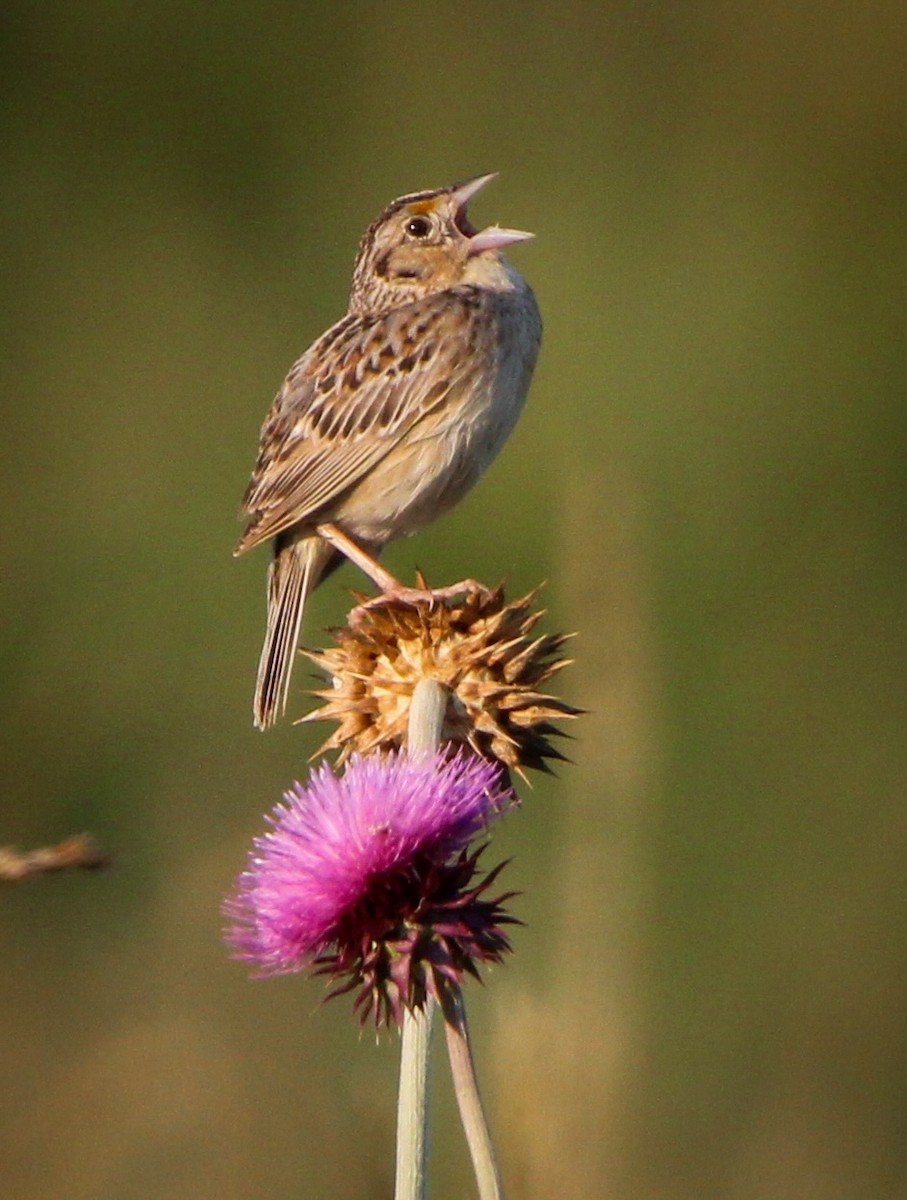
[{"left": 2, "top": 3, "right": 905, "bottom": 1198}]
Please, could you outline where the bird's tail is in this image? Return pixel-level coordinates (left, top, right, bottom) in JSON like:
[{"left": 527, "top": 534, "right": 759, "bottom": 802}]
[{"left": 253, "top": 536, "right": 333, "bottom": 730}]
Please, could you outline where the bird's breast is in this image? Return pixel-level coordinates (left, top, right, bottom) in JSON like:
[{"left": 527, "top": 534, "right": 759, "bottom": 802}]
[{"left": 335, "top": 281, "right": 541, "bottom": 544}]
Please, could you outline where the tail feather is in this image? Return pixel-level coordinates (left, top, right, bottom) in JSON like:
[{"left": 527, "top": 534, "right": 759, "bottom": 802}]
[{"left": 253, "top": 537, "right": 331, "bottom": 730}]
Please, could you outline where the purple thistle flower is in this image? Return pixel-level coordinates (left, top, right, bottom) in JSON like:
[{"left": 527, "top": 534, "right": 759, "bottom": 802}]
[{"left": 224, "top": 749, "right": 519, "bottom": 1027}]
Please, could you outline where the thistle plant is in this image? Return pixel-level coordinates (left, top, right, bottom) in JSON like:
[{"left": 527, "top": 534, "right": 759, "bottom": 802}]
[
  {"left": 225, "top": 585, "right": 576, "bottom": 1200},
  {"left": 225, "top": 748, "right": 517, "bottom": 1028}
]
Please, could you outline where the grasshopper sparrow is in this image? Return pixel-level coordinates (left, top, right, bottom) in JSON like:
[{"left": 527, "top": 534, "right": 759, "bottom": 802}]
[{"left": 236, "top": 173, "right": 542, "bottom": 729}]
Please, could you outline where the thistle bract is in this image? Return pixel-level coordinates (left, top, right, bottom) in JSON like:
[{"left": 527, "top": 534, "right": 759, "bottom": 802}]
[{"left": 302, "top": 586, "right": 580, "bottom": 776}]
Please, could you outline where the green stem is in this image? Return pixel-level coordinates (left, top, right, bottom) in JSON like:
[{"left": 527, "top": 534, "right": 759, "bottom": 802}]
[
  {"left": 441, "top": 984, "right": 506, "bottom": 1200},
  {"left": 394, "top": 678, "right": 448, "bottom": 1200},
  {"left": 395, "top": 998, "right": 435, "bottom": 1200}
]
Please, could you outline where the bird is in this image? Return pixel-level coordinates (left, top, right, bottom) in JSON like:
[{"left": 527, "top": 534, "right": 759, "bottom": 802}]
[{"left": 235, "top": 173, "right": 542, "bottom": 729}]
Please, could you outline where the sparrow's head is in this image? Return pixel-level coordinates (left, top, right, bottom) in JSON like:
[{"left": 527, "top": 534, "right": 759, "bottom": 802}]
[{"left": 349, "top": 173, "right": 533, "bottom": 314}]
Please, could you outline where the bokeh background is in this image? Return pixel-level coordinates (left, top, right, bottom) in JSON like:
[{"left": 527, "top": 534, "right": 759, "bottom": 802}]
[{"left": 2, "top": 4, "right": 905, "bottom": 1198}]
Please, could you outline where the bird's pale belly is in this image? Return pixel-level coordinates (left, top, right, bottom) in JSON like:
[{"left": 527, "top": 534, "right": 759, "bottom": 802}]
[{"left": 336, "top": 376, "right": 524, "bottom": 545}]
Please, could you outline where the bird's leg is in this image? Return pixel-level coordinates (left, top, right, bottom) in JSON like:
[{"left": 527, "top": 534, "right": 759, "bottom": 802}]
[
  {"left": 315, "top": 522, "right": 402, "bottom": 593},
  {"left": 315, "top": 522, "right": 492, "bottom": 623}
]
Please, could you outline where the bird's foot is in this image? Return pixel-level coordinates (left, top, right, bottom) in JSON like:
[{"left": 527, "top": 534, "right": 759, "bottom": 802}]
[{"left": 348, "top": 577, "right": 493, "bottom": 627}]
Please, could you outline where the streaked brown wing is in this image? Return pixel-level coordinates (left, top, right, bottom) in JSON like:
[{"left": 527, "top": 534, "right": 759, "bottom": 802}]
[{"left": 236, "top": 292, "right": 473, "bottom": 553}]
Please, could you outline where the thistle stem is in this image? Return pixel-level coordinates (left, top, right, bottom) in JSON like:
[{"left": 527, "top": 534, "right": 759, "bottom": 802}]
[
  {"left": 395, "top": 678, "right": 448, "bottom": 1200},
  {"left": 405, "top": 677, "right": 448, "bottom": 760},
  {"left": 395, "top": 998, "right": 435, "bottom": 1200},
  {"left": 441, "top": 984, "right": 506, "bottom": 1200}
]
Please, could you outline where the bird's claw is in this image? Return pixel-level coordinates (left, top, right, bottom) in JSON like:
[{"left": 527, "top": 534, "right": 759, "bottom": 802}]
[{"left": 348, "top": 579, "right": 493, "bottom": 627}]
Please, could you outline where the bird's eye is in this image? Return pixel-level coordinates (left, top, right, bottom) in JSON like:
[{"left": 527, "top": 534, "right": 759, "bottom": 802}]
[{"left": 405, "top": 215, "right": 432, "bottom": 239}]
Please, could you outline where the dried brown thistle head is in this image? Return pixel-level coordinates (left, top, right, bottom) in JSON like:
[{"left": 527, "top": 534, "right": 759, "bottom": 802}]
[{"left": 300, "top": 584, "right": 580, "bottom": 776}]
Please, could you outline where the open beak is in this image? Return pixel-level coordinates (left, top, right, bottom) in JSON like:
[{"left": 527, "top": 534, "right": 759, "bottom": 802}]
[{"left": 450, "top": 173, "right": 535, "bottom": 255}]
